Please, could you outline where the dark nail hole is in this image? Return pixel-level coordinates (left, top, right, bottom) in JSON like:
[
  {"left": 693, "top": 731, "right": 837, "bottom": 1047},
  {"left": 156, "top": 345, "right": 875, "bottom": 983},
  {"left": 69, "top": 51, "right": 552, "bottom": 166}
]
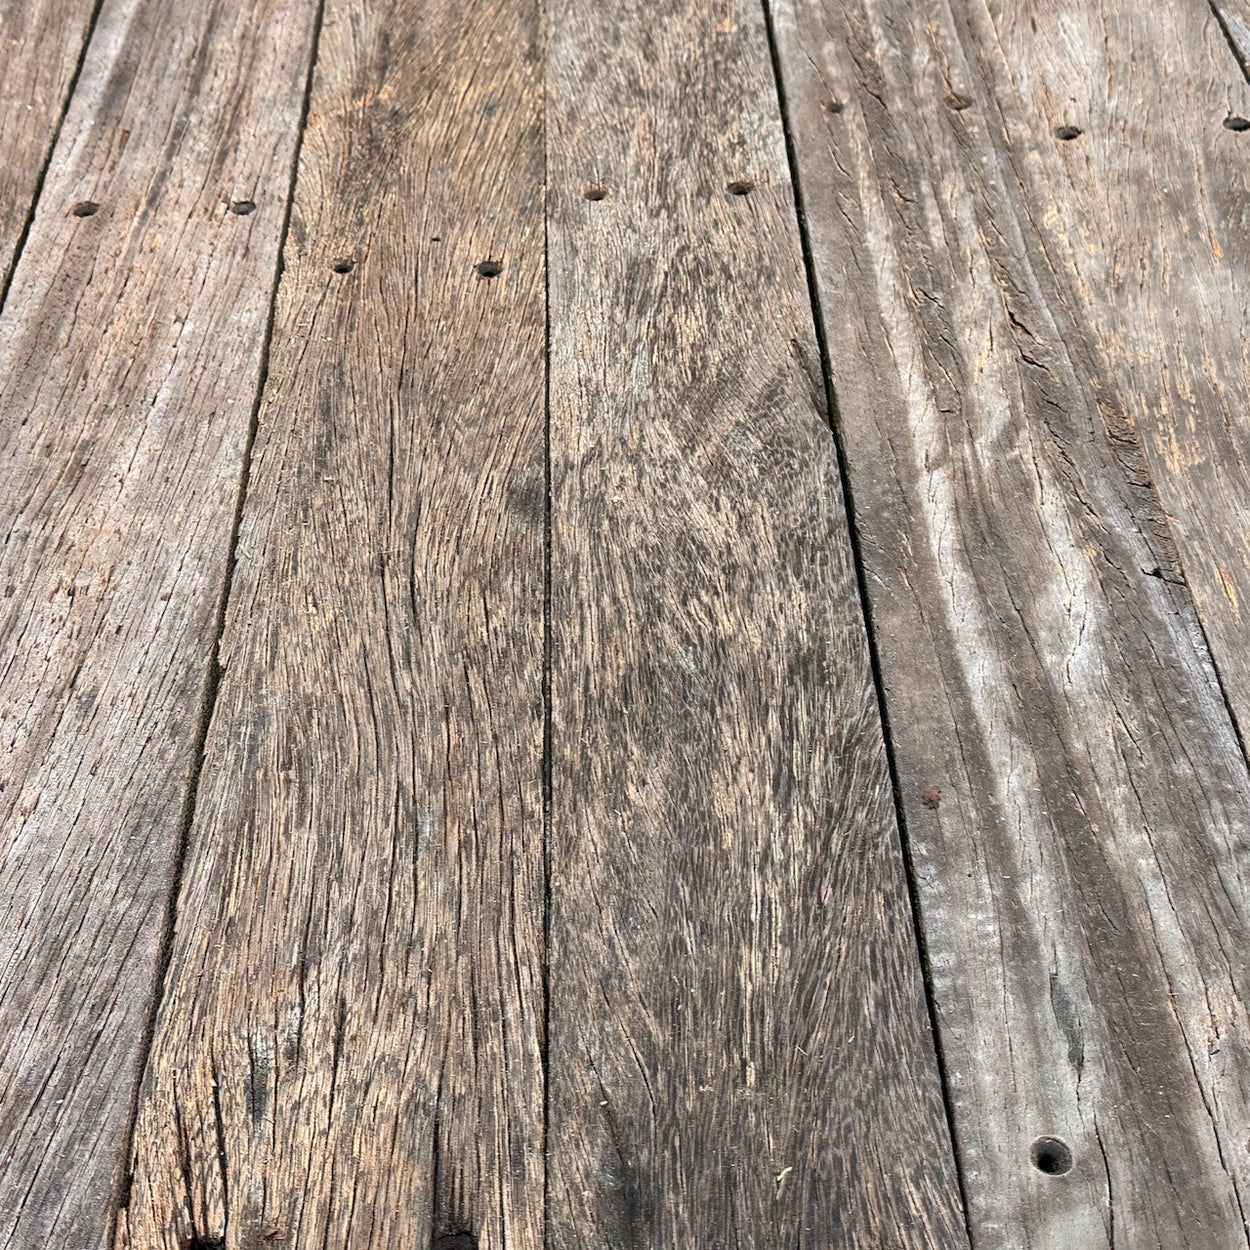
[
  {"left": 331, "top": 258, "right": 354, "bottom": 274},
  {"left": 476, "top": 260, "right": 502, "bottom": 278},
  {"left": 1224, "top": 115, "right": 1250, "bottom": 131},
  {"left": 946, "top": 92, "right": 973, "bottom": 110},
  {"left": 431, "top": 235, "right": 442, "bottom": 242},
  {"left": 230, "top": 200, "right": 256, "bottom": 215},
  {"left": 188, "top": 1239, "right": 226, "bottom": 1250},
  {"left": 70, "top": 201, "right": 98, "bottom": 217},
  {"left": 824, "top": 99, "right": 844, "bottom": 114},
  {"left": 432, "top": 1237, "right": 476, "bottom": 1250},
  {"left": 1031, "top": 1136, "right": 1074, "bottom": 1176},
  {"left": 1054, "top": 125, "right": 1083, "bottom": 141},
  {"left": 584, "top": 185, "right": 608, "bottom": 201},
  {"left": 727, "top": 179, "right": 755, "bottom": 196}
]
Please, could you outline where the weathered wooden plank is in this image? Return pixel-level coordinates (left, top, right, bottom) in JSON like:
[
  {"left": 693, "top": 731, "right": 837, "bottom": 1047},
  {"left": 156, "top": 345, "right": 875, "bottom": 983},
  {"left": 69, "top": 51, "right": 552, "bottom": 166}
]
[
  {"left": 118, "top": 2, "right": 546, "bottom": 1247},
  {"left": 0, "top": 0, "right": 98, "bottom": 294},
  {"left": 545, "top": 1, "right": 967, "bottom": 1245},
  {"left": 1213, "top": 0, "right": 1250, "bottom": 73},
  {"left": 771, "top": 0, "right": 1250, "bottom": 1244},
  {"left": 988, "top": 0, "right": 1250, "bottom": 764},
  {"left": 0, "top": 1, "right": 320, "bottom": 1245}
]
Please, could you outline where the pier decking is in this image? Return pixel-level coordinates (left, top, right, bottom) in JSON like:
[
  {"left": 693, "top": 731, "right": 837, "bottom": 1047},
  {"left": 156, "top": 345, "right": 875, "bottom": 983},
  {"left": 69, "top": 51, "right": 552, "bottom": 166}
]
[{"left": 2, "top": 0, "right": 1250, "bottom": 1246}]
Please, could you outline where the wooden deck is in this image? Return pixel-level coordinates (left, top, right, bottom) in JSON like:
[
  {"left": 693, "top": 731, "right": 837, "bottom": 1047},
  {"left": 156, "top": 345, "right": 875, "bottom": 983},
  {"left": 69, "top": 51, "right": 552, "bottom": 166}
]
[{"left": 2, "top": 0, "right": 1250, "bottom": 1246}]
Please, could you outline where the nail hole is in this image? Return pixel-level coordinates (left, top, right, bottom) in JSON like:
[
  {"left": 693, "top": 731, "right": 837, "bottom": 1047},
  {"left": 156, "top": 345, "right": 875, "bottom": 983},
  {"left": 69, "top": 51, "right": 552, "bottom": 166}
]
[
  {"left": 1031, "top": 1136, "right": 1074, "bottom": 1176},
  {"left": 188, "top": 1239, "right": 226, "bottom": 1250},
  {"left": 476, "top": 260, "right": 502, "bottom": 278},
  {"left": 824, "top": 99, "right": 844, "bottom": 114},
  {"left": 331, "top": 258, "right": 354, "bottom": 274},
  {"left": 1224, "top": 115, "right": 1250, "bottom": 131},
  {"left": 727, "top": 179, "right": 755, "bottom": 196},
  {"left": 431, "top": 235, "right": 442, "bottom": 242},
  {"left": 1054, "top": 125, "right": 1083, "bottom": 141},
  {"left": 432, "top": 1237, "right": 476, "bottom": 1250},
  {"left": 230, "top": 200, "right": 256, "bottom": 215},
  {"left": 584, "top": 185, "right": 608, "bottom": 201},
  {"left": 946, "top": 92, "right": 973, "bottom": 110},
  {"left": 70, "top": 201, "right": 98, "bottom": 217}
]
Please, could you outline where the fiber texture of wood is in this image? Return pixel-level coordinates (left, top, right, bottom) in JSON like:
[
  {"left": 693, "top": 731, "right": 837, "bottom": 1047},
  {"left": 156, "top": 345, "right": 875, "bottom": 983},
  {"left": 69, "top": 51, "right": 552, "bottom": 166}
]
[
  {"left": 996, "top": 0, "right": 1250, "bottom": 749},
  {"left": 545, "top": 0, "right": 967, "bottom": 1245},
  {"left": 0, "top": 0, "right": 98, "bottom": 293},
  {"left": 770, "top": 0, "right": 1250, "bottom": 1244},
  {"left": 119, "top": 1, "right": 546, "bottom": 1246},
  {"left": 0, "top": 0, "right": 319, "bottom": 1244}
]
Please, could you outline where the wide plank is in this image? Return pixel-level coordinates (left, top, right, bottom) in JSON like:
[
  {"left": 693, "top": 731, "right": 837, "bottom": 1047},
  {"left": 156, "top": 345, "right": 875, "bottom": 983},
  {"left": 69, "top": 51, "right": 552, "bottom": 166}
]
[
  {"left": 0, "top": 0, "right": 320, "bottom": 1244},
  {"left": 771, "top": 0, "right": 1250, "bottom": 1243},
  {"left": 118, "top": 1, "right": 546, "bottom": 1246},
  {"left": 545, "top": 0, "right": 968, "bottom": 1244},
  {"left": 981, "top": 0, "right": 1250, "bottom": 766},
  {"left": 0, "top": 0, "right": 98, "bottom": 294}
]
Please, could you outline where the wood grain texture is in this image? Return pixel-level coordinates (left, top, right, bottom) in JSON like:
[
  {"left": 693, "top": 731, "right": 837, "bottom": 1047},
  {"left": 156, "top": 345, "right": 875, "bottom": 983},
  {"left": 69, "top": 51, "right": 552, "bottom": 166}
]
[
  {"left": 0, "top": 0, "right": 319, "bottom": 1245},
  {"left": 977, "top": 0, "right": 1250, "bottom": 755},
  {"left": 118, "top": 1, "right": 546, "bottom": 1247},
  {"left": 545, "top": 1, "right": 967, "bottom": 1245},
  {"left": 1213, "top": 0, "right": 1250, "bottom": 72},
  {"left": 0, "top": 0, "right": 98, "bottom": 293},
  {"left": 771, "top": 0, "right": 1250, "bottom": 1244}
]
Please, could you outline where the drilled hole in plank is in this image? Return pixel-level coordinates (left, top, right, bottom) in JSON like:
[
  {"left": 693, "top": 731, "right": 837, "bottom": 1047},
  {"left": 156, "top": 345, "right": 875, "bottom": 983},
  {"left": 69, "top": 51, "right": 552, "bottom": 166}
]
[
  {"left": 727, "top": 179, "right": 755, "bottom": 196},
  {"left": 476, "top": 260, "right": 502, "bottom": 278},
  {"left": 584, "top": 185, "right": 608, "bottom": 201},
  {"left": 70, "top": 201, "right": 98, "bottom": 217},
  {"left": 1224, "top": 115, "right": 1250, "bottom": 131},
  {"left": 331, "top": 258, "right": 354, "bottom": 274},
  {"left": 1031, "top": 1136, "right": 1074, "bottom": 1176},
  {"left": 1054, "top": 125, "right": 1083, "bottom": 141},
  {"left": 432, "top": 1236, "right": 477, "bottom": 1250},
  {"left": 230, "top": 199, "right": 256, "bottom": 215}
]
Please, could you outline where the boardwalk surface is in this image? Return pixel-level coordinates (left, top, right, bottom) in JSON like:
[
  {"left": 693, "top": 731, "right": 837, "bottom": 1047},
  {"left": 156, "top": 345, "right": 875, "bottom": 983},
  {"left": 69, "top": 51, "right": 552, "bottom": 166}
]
[{"left": 0, "top": 1, "right": 1247, "bottom": 1247}]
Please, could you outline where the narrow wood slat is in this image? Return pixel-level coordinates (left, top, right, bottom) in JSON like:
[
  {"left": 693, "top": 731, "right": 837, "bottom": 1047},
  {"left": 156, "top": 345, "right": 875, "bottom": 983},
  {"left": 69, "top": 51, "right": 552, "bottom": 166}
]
[
  {"left": 119, "top": 1, "right": 546, "bottom": 1246},
  {"left": 772, "top": 0, "right": 1250, "bottom": 1243},
  {"left": 0, "top": 0, "right": 98, "bottom": 291},
  {"left": 0, "top": 0, "right": 320, "bottom": 1244},
  {"left": 545, "top": 1, "right": 967, "bottom": 1244}
]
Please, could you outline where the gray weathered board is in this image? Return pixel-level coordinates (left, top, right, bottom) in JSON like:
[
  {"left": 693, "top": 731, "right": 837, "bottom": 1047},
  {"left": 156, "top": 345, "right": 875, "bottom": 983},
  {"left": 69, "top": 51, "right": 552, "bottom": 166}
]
[
  {"left": 770, "top": 0, "right": 1250, "bottom": 1244},
  {"left": 0, "top": 0, "right": 320, "bottom": 1243},
  {"left": 0, "top": 0, "right": 98, "bottom": 293},
  {"left": 545, "top": 0, "right": 965, "bottom": 1245}
]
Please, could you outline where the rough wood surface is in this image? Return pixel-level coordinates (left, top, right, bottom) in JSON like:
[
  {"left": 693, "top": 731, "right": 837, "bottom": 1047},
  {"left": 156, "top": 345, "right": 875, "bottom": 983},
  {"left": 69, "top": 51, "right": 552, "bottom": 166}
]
[
  {"left": 0, "top": 0, "right": 320, "bottom": 1245},
  {"left": 980, "top": 0, "right": 1250, "bottom": 751},
  {"left": 0, "top": 0, "right": 98, "bottom": 295},
  {"left": 545, "top": 1, "right": 967, "bottom": 1245},
  {"left": 118, "top": 1, "right": 546, "bottom": 1246},
  {"left": 771, "top": 0, "right": 1250, "bottom": 1244},
  {"left": 1213, "top": 0, "right": 1250, "bottom": 71}
]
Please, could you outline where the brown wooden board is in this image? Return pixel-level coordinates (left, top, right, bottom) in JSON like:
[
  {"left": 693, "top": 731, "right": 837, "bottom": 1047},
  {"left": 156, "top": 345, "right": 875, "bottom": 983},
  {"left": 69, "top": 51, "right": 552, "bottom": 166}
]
[
  {"left": 545, "top": 0, "right": 968, "bottom": 1245},
  {"left": 118, "top": 1, "right": 546, "bottom": 1246},
  {"left": 771, "top": 0, "right": 1250, "bottom": 1243},
  {"left": 0, "top": 0, "right": 98, "bottom": 295},
  {"left": 0, "top": 0, "right": 320, "bottom": 1244}
]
